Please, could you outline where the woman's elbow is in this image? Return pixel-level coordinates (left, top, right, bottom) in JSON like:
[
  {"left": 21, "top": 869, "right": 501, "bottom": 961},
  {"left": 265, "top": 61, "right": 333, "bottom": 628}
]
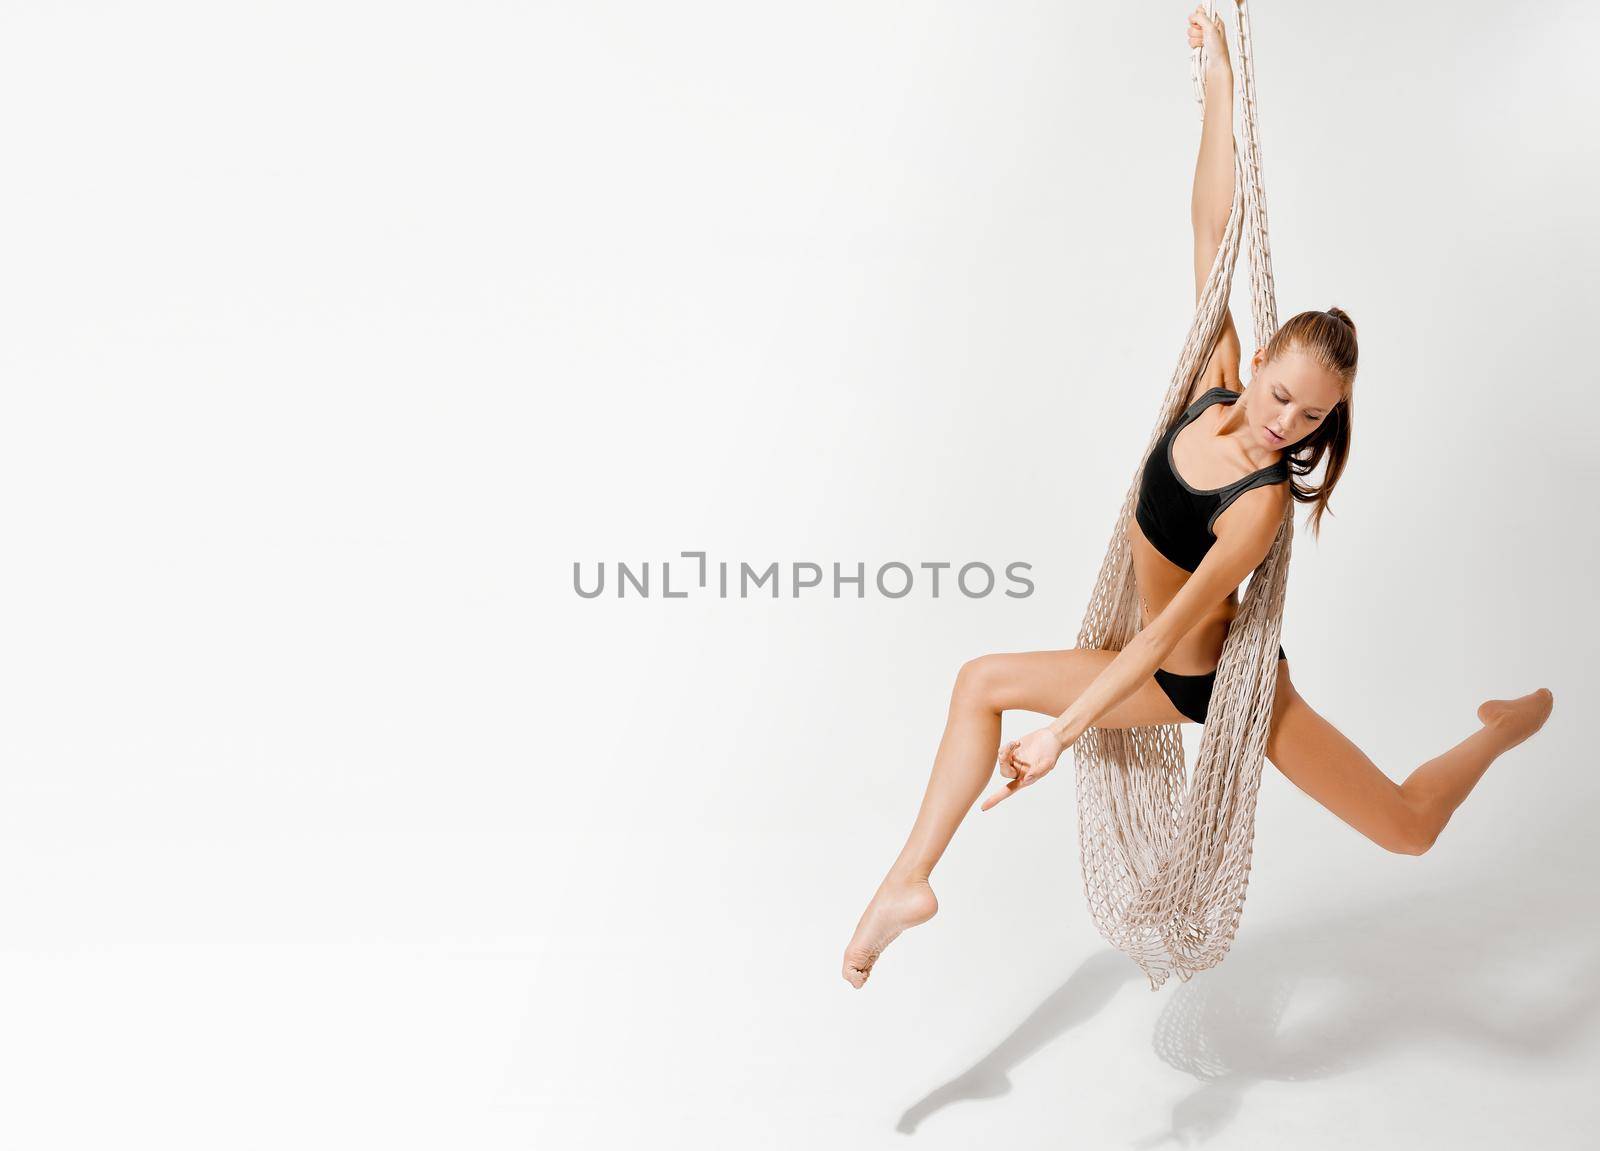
[{"left": 1127, "top": 627, "right": 1176, "bottom": 674}]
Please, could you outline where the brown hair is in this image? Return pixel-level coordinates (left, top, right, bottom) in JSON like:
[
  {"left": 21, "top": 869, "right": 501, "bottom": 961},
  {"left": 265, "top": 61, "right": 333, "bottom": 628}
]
[{"left": 1260, "top": 306, "right": 1358, "bottom": 538}]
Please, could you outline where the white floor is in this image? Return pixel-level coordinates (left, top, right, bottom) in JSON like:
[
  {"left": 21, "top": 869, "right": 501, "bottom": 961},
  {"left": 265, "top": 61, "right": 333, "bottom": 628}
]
[{"left": 6, "top": 748, "right": 1593, "bottom": 1150}]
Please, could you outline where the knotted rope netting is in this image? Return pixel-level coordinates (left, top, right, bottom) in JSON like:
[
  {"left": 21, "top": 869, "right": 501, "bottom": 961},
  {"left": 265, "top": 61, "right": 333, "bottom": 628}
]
[{"left": 1072, "top": 0, "right": 1293, "bottom": 991}]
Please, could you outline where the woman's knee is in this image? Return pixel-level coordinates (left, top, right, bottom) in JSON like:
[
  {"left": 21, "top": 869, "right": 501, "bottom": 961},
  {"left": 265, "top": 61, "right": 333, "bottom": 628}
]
[
  {"left": 952, "top": 648, "right": 1098, "bottom": 717},
  {"left": 1368, "top": 813, "right": 1436, "bottom": 857},
  {"left": 953, "top": 654, "right": 1003, "bottom": 709},
  {"left": 1389, "top": 796, "right": 1440, "bottom": 856}
]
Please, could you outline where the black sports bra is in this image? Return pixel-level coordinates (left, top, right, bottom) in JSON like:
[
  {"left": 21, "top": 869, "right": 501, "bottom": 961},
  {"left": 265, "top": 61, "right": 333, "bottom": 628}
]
[{"left": 1135, "top": 387, "right": 1290, "bottom": 573}]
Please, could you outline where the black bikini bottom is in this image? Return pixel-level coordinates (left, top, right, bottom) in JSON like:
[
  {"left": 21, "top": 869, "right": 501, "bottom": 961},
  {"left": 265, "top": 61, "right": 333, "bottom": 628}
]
[{"left": 1153, "top": 644, "right": 1287, "bottom": 724}]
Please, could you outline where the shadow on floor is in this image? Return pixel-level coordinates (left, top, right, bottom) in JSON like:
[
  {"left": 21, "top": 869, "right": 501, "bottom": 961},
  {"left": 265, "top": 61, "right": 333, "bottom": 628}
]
[{"left": 897, "top": 842, "right": 1600, "bottom": 1142}]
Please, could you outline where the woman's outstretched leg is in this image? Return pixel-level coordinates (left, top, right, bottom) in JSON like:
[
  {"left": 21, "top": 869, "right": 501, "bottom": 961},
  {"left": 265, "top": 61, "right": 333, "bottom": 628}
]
[
  {"left": 841, "top": 648, "right": 1187, "bottom": 989},
  {"left": 1265, "top": 659, "right": 1554, "bottom": 854}
]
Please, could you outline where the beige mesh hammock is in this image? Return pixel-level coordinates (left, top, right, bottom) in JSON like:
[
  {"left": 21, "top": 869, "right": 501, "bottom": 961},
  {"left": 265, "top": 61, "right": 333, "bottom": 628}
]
[{"left": 1073, "top": 0, "right": 1294, "bottom": 992}]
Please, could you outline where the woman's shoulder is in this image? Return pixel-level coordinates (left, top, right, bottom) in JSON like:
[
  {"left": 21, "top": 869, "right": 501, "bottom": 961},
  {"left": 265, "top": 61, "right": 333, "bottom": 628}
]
[
  {"left": 1185, "top": 341, "right": 1244, "bottom": 406},
  {"left": 1181, "top": 381, "right": 1243, "bottom": 411}
]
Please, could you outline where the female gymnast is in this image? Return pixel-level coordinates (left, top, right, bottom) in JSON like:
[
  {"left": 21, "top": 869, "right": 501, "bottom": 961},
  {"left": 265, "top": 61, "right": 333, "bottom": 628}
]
[{"left": 841, "top": 7, "right": 1554, "bottom": 989}]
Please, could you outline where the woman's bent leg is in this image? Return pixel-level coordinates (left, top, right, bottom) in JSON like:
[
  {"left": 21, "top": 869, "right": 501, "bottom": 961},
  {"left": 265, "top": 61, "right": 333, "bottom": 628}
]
[
  {"left": 841, "top": 648, "right": 1187, "bottom": 988},
  {"left": 886, "top": 649, "right": 1186, "bottom": 884},
  {"left": 1265, "top": 660, "right": 1554, "bottom": 855}
]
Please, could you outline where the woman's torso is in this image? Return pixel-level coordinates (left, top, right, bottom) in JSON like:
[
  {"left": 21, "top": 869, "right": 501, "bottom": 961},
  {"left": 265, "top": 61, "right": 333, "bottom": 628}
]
[{"left": 1130, "top": 385, "right": 1290, "bottom": 675}]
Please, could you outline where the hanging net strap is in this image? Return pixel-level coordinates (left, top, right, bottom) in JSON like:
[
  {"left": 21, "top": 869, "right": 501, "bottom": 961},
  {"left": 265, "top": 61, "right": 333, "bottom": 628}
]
[{"left": 1071, "top": 0, "right": 1294, "bottom": 992}]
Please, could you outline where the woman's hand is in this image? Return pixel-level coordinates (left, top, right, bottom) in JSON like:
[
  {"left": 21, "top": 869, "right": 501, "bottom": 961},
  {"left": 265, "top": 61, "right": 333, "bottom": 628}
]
[
  {"left": 1186, "top": 5, "right": 1231, "bottom": 81},
  {"left": 981, "top": 726, "right": 1068, "bottom": 812}
]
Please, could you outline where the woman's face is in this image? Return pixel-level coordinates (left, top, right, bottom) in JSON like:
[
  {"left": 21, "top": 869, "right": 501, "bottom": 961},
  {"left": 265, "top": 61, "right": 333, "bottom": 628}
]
[{"left": 1247, "top": 348, "right": 1345, "bottom": 450}]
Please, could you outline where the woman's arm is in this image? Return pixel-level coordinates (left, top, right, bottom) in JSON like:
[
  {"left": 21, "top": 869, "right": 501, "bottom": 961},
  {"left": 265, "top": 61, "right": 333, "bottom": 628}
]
[
  {"left": 983, "top": 486, "right": 1287, "bottom": 811},
  {"left": 1045, "top": 488, "right": 1284, "bottom": 746},
  {"left": 1191, "top": 12, "right": 1235, "bottom": 283},
  {"left": 1188, "top": 7, "right": 1242, "bottom": 393}
]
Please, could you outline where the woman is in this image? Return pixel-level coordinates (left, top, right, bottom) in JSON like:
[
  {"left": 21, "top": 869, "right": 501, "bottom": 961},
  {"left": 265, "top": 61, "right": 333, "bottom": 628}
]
[{"left": 841, "top": 8, "right": 1554, "bottom": 990}]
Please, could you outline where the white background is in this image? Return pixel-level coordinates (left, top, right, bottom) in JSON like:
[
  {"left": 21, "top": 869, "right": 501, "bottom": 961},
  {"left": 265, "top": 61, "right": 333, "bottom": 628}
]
[{"left": 2, "top": 1, "right": 1597, "bottom": 1148}]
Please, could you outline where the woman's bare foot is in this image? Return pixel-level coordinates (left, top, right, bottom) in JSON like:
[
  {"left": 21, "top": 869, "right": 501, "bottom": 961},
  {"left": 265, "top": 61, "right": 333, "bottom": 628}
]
[
  {"left": 1477, "top": 687, "right": 1555, "bottom": 750},
  {"left": 841, "top": 877, "right": 938, "bottom": 989}
]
